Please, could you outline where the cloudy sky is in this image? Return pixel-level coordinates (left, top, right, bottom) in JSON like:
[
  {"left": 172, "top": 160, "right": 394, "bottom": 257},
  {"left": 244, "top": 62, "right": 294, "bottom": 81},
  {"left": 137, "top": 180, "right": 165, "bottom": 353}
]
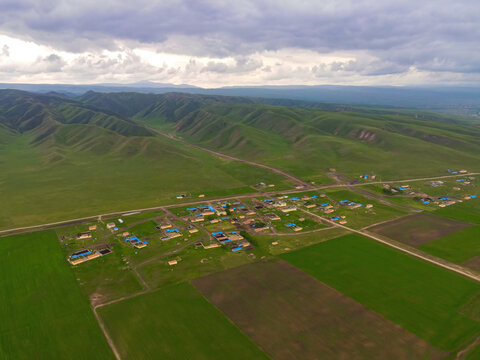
[{"left": 0, "top": 0, "right": 478, "bottom": 87}]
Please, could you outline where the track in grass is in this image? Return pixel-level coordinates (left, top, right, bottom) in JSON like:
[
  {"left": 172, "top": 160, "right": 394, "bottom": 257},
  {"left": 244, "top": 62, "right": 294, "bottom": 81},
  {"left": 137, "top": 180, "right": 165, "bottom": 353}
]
[
  {"left": 192, "top": 260, "right": 442, "bottom": 360},
  {"left": 0, "top": 230, "right": 114, "bottom": 359},
  {"left": 281, "top": 234, "right": 480, "bottom": 352},
  {"left": 98, "top": 282, "right": 268, "bottom": 360}
]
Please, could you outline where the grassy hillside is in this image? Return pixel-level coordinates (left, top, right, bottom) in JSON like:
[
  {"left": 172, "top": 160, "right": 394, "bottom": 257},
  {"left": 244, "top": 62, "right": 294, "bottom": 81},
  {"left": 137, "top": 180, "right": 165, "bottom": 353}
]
[
  {"left": 0, "top": 91, "right": 288, "bottom": 229},
  {"left": 79, "top": 92, "right": 480, "bottom": 179}
]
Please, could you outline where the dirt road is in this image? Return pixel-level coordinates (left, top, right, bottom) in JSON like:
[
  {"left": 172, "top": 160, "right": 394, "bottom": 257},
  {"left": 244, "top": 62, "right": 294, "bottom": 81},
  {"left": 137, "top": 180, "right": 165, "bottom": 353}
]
[{"left": 1, "top": 172, "right": 477, "bottom": 238}]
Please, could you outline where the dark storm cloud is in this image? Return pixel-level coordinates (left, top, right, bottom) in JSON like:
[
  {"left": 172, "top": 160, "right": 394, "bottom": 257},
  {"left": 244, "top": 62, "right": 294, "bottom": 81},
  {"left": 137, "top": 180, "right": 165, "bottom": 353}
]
[{"left": 0, "top": 0, "right": 479, "bottom": 76}]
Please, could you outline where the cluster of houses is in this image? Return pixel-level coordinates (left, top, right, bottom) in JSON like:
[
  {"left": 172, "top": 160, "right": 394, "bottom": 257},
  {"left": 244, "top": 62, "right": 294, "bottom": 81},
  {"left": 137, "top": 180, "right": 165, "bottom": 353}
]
[
  {"left": 447, "top": 169, "right": 469, "bottom": 174},
  {"left": 211, "top": 231, "right": 251, "bottom": 252},
  {"left": 360, "top": 174, "right": 377, "bottom": 180}
]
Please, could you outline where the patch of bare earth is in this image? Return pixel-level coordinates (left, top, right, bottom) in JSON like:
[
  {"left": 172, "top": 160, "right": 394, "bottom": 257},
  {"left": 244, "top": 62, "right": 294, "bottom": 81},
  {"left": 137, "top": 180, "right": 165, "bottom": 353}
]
[
  {"left": 192, "top": 260, "right": 444, "bottom": 360},
  {"left": 463, "top": 256, "right": 480, "bottom": 272},
  {"left": 369, "top": 213, "right": 470, "bottom": 247}
]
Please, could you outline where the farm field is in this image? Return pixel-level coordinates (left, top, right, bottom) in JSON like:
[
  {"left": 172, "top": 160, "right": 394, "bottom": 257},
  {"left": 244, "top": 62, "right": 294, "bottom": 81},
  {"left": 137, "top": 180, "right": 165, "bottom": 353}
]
[
  {"left": 98, "top": 282, "right": 268, "bottom": 360},
  {"left": 281, "top": 234, "right": 480, "bottom": 351},
  {"left": 0, "top": 230, "right": 114, "bottom": 359},
  {"left": 434, "top": 199, "right": 480, "bottom": 224},
  {"left": 418, "top": 226, "right": 480, "bottom": 264},
  {"left": 369, "top": 213, "right": 470, "bottom": 246},
  {"left": 193, "top": 260, "right": 442, "bottom": 359}
]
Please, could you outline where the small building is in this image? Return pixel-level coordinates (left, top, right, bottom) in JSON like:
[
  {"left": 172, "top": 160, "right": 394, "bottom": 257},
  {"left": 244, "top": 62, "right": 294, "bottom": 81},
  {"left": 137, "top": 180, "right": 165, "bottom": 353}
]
[
  {"left": 254, "top": 226, "right": 268, "bottom": 232},
  {"left": 280, "top": 207, "right": 297, "bottom": 213},
  {"left": 202, "top": 243, "right": 220, "bottom": 249},
  {"left": 88, "top": 225, "right": 97, "bottom": 231},
  {"left": 168, "top": 260, "right": 178, "bottom": 266},
  {"left": 460, "top": 169, "right": 468, "bottom": 173},
  {"left": 366, "top": 204, "right": 373, "bottom": 209},
  {"left": 305, "top": 204, "right": 317, "bottom": 208},
  {"left": 265, "top": 213, "right": 280, "bottom": 221},
  {"left": 160, "top": 223, "right": 172, "bottom": 229},
  {"left": 272, "top": 201, "right": 287, "bottom": 208},
  {"left": 106, "top": 222, "right": 116, "bottom": 229},
  {"left": 293, "top": 227, "right": 303, "bottom": 232},
  {"left": 76, "top": 232, "right": 92, "bottom": 240},
  {"left": 324, "top": 209, "right": 335, "bottom": 214},
  {"left": 189, "top": 228, "right": 199, "bottom": 233},
  {"left": 228, "top": 233, "right": 244, "bottom": 241},
  {"left": 198, "top": 194, "right": 205, "bottom": 198}
]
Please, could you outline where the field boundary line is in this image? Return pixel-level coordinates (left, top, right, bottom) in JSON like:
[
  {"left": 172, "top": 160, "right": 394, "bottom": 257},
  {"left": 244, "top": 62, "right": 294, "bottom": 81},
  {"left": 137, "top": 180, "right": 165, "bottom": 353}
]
[{"left": 92, "top": 307, "right": 122, "bottom": 360}]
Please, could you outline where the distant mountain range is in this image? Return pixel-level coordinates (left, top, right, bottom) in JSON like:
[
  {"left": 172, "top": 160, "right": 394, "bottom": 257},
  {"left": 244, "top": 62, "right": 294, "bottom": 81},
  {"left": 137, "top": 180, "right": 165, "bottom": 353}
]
[{"left": 1, "top": 83, "right": 480, "bottom": 111}]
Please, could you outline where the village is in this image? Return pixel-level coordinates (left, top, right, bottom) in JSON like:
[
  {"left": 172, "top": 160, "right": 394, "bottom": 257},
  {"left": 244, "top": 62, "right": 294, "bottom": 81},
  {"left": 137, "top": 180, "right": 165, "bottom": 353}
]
[{"left": 64, "top": 169, "right": 478, "bottom": 271}]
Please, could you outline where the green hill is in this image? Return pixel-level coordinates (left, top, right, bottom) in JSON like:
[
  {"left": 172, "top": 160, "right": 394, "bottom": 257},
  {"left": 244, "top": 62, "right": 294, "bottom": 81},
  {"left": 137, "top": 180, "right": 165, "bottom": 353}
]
[
  {"left": 0, "top": 90, "right": 288, "bottom": 229},
  {"left": 79, "top": 92, "right": 480, "bottom": 179}
]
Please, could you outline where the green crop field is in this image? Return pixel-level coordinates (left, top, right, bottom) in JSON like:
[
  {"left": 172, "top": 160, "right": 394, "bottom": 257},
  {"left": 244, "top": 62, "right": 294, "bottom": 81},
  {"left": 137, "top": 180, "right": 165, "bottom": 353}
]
[
  {"left": 136, "top": 243, "right": 262, "bottom": 290},
  {"left": 281, "top": 234, "right": 480, "bottom": 351},
  {"left": 418, "top": 226, "right": 480, "bottom": 264},
  {"left": 126, "top": 220, "right": 159, "bottom": 237},
  {"left": 434, "top": 199, "right": 480, "bottom": 224},
  {"left": 0, "top": 230, "right": 114, "bottom": 359},
  {"left": 98, "top": 282, "right": 268, "bottom": 359}
]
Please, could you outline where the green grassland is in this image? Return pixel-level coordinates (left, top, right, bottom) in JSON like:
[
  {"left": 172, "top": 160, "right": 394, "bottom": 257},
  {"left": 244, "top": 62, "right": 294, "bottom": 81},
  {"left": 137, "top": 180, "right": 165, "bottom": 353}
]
[
  {"left": 126, "top": 220, "right": 159, "bottom": 237},
  {"left": 0, "top": 92, "right": 290, "bottom": 230},
  {"left": 466, "top": 345, "right": 480, "bottom": 360},
  {"left": 70, "top": 242, "right": 144, "bottom": 305},
  {"left": 281, "top": 234, "right": 480, "bottom": 351},
  {"left": 247, "top": 227, "right": 350, "bottom": 255},
  {"left": 137, "top": 241, "right": 265, "bottom": 290},
  {"left": 320, "top": 188, "right": 408, "bottom": 228},
  {"left": 417, "top": 226, "right": 480, "bottom": 264},
  {"left": 111, "top": 209, "right": 165, "bottom": 227},
  {"left": 98, "top": 282, "right": 268, "bottom": 360},
  {"left": 55, "top": 223, "right": 145, "bottom": 305},
  {"left": 0, "top": 230, "right": 114, "bottom": 359},
  {"left": 434, "top": 199, "right": 480, "bottom": 224},
  {"left": 104, "top": 93, "right": 480, "bottom": 180}
]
